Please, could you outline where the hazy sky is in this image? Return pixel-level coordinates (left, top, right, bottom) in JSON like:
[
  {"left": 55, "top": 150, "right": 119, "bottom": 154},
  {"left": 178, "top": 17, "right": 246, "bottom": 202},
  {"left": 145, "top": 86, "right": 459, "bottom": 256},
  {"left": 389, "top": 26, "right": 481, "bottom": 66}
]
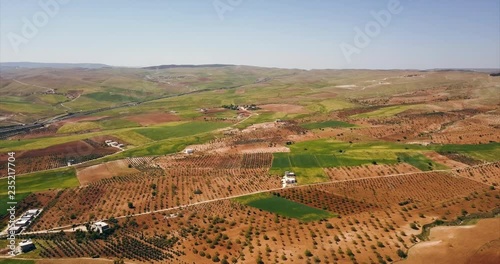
[{"left": 0, "top": 0, "right": 499, "bottom": 69}]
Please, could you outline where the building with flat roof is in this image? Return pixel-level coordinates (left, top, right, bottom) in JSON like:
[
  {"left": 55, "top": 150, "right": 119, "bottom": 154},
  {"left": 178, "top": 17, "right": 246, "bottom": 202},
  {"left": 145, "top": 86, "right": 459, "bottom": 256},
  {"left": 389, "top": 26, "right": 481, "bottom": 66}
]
[
  {"left": 91, "top": 221, "right": 110, "bottom": 234},
  {"left": 9, "top": 226, "right": 22, "bottom": 234},
  {"left": 26, "top": 209, "right": 39, "bottom": 215},
  {"left": 19, "top": 240, "right": 36, "bottom": 253},
  {"left": 15, "top": 219, "right": 29, "bottom": 227}
]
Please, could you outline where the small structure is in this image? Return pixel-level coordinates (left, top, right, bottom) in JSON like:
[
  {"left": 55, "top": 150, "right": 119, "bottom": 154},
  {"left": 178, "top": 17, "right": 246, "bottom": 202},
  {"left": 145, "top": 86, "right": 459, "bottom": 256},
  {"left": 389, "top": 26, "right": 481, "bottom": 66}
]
[
  {"left": 23, "top": 213, "right": 35, "bottom": 219},
  {"left": 184, "top": 148, "right": 194, "bottom": 154},
  {"left": 8, "top": 226, "right": 22, "bottom": 234},
  {"left": 282, "top": 171, "right": 297, "bottom": 188},
  {"left": 91, "top": 221, "right": 109, "bottom": 234},
  {"left": 15, "top": 219, "right": 29, "bottom": 227},
  {"left": 27, "top": 209, "right": 39, "bottom": 215},
  {"left": 19, "top": 240, "right": 36, "bottom": 253}
]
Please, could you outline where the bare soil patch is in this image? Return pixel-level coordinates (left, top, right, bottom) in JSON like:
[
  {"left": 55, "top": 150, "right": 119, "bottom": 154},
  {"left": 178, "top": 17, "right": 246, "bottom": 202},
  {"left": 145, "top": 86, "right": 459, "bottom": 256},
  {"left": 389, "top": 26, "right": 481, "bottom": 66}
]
[
  {"left": 259, "top": 103, "right": 307, "bottom": 114},
  {"left": 126, "top": 112, "right": 181, "bottom": 125},
  {"left": 0, "top": 140, "right": 118, "bottom": 177},
  {"left": 424, "top": 151, "right": 468, "bottom": 168},
  {"left": 402, "top": 218, "right": 500, "bottom": 264},
  {"left": 77, "top": 159, "right": 140, "bottom": 185}
]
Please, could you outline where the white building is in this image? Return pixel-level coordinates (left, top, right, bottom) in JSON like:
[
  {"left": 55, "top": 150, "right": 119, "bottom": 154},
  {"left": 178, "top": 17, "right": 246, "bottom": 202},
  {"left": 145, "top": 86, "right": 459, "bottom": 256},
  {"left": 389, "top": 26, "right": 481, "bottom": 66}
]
[
  {"left": 184, "top": 148, "right": 194, "bottom": 154},
  {"left": 91, "top": 221, "right": 110, "bottom": 234},
  {"left": 15, "top": 219, "right": 29, "bottom": 227},
  {"left": 19, "top": 240, "right": 36, "bottom": 253},
  {"left": 26, "top": 209, "right": 39, "bottom": 215},
  {"left": 9, "top": 226, "right": 22, "bottom": 234},
  {"left": 284, "top": 171, "right": 297, "bottom": 183}
]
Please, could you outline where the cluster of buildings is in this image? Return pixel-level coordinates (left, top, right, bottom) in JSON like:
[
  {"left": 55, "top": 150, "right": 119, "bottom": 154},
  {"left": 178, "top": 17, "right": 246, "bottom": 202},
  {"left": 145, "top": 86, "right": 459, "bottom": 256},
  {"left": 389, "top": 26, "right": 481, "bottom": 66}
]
[
  {"left": 8, "top": 209, "right": 41, "bottom": 235},
  {"left": 105, "top": 139, "right": 125, "bottom": 150}
]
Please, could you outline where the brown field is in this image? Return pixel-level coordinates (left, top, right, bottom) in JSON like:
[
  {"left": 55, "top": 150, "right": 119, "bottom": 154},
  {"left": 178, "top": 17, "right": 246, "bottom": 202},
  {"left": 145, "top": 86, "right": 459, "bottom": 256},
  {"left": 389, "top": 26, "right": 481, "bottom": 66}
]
[
  {"left": 424, "top": 151, "right": 468, "bottom": 168},
  {"left": 125, "top": 112, "right": 181, "bottom": 125},
  {"left": 324, "top": 163, "right": 421, "bottom": 181},
  {"left": 0, "top": 139, "right": 119, "bottom": 177},
  {"left": 36, "top": 258, "right": 116, "bottom": 264},
  {"left": 25, "top": 177, "right": 499, "bottom": 264},
  {"left": 452, "top": 162, "right": 500, "bottom": 186},
  {"left": 259, "top": 104, "right": 307, "bottom": 114},
  {"left": 402, "top": 218, "right": 500, "bottom": 264},
  {"left": 1, "top": 69, "right": 499, "bottom": 263},
  {"left": 76, "top": 159, "right": 140, "bottom": 185}
]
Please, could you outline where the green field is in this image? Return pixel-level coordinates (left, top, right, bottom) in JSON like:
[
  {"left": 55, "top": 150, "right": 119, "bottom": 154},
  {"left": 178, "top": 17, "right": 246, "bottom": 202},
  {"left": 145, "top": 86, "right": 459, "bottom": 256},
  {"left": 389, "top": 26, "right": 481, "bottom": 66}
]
[
  {"left": 0, "top": 259, "right": 35, "bottom": 264},
  {"left": 397, "top": 153, "right": 448, "bottom": 171},
  {"left": 351, "top": 105, "right": 420, "bottom": 118},
  {"left": 234, "top": 193, "right": 335, "bottom": 222},
  {"left": 0, "top": 167, "right": 79, "bottom": 217},
  {"left": 270, "top": 140, "right": 497, "bottom": 178},
  {"left": 98, "top": 118, "right": 140, "bottom": 129},
  {"left": 135, "top": 121, "right": 229, "bottom": 141},
  {"left": 300, "top": 120, "right": 356, "bottom": 130},
  {"left": 109, "top": 133, "right": 216, "bottom": 159},
  {"left": 57, "top": 122, "right": 101, "bottom": 134},
  {"left": 434, "top": 143, "right": 500, "bottom": 162},
  {"left": 85, "top": 91, "right": 138, "bottom": 102}
]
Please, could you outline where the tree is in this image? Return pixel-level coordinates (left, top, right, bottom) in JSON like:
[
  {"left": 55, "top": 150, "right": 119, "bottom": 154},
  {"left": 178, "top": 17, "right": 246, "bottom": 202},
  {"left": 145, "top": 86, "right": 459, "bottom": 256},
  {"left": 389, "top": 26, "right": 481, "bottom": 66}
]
[
  {"left": 128, "top": 202, "right": 135, "bottom": 209},
  {"left": 396, "top": 249, "right": 407, "bottom": 259},
  {"left": 305, "top": 249, "right": 313, "bottom": 257}
]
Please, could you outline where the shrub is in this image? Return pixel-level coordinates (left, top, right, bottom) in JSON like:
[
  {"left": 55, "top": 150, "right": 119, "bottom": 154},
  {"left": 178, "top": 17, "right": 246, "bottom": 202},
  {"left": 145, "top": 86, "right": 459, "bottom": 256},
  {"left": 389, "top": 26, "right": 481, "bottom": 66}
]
[{"left": 396, "top": 249, "right": 407, "bottom": 259}]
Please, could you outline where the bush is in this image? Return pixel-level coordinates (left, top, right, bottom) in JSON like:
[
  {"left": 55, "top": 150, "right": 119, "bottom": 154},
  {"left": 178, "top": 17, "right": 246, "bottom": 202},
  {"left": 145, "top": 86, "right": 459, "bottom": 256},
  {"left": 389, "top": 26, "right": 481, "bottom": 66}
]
[
  {"left": 305, "top": 249, "right": 313, "bottom": 257},
  {"left": 396, "top": 249, "right": 407, "bottom": 259}
]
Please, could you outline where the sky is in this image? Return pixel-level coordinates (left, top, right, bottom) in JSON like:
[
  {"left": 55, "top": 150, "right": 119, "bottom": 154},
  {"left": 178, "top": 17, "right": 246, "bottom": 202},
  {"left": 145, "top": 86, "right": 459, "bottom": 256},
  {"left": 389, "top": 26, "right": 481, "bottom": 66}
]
[{"left": 0, "top": 0, "right": 499, "bottom": 69}]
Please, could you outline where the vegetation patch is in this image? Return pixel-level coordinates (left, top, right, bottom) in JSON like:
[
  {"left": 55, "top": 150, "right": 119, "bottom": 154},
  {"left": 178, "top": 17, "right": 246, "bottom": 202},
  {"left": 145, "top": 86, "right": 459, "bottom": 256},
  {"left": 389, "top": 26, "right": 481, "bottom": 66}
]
[
  {"left": 300, "top": 120, "right": 355, "bottom": 130},
  {"left": 84, "top": 92, "right": 138, "bottom": 102},
  {"left": 234, "top": 193, "right": 335, "bottom": 222},
  {"left": 434, "top": 143, "right": 500, "bottom": 162},
  {"left": 416, "top": 208, "right": 500, "bottom": 241},
  {"left": 57, "top": 122, "right": 101, "bottom": 134},
  {"left": 98, "top": 118, "right": 140, "bottom": 129},
  {"left": 0, "top": 167, "right": 78, "bottom": 216},
  {"left": 397, "top": 153, "right": 448, "bottom": 171},
  {"left": 351, "top": 105, "right": 419, "bottom": 118},
  {"left": 0, "top": 259, "right": 35, "bottom": 264},
  {"left": 134, "top": 121, "right": 229, "bottom": 141}
]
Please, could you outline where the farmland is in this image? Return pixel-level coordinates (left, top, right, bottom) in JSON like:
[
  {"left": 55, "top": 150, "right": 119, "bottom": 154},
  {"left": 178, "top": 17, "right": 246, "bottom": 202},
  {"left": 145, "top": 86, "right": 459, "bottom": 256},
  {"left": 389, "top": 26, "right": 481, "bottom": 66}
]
[
  {"left": 0, "top": 167, "right": 78, "bottom": 217},
  {"left": 233, "top": 193, "right": 335, "bottom": 222},
  {"left": 0, "top": 67, "right": 499, "bottom": 263}
]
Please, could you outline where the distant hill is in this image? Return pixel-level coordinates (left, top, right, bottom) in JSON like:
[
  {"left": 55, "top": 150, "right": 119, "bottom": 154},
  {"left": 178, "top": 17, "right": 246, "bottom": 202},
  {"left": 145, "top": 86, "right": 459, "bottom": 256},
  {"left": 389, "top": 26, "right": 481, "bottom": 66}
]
[
  {"left": 0, "top": 62, "right": 110, "bottom": 69},
  {"left": 142, "top": 64, "right": 234, "bottom": 70},
  {"left": 426, "top": 68, "right": 500, "bottom": 74}
]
